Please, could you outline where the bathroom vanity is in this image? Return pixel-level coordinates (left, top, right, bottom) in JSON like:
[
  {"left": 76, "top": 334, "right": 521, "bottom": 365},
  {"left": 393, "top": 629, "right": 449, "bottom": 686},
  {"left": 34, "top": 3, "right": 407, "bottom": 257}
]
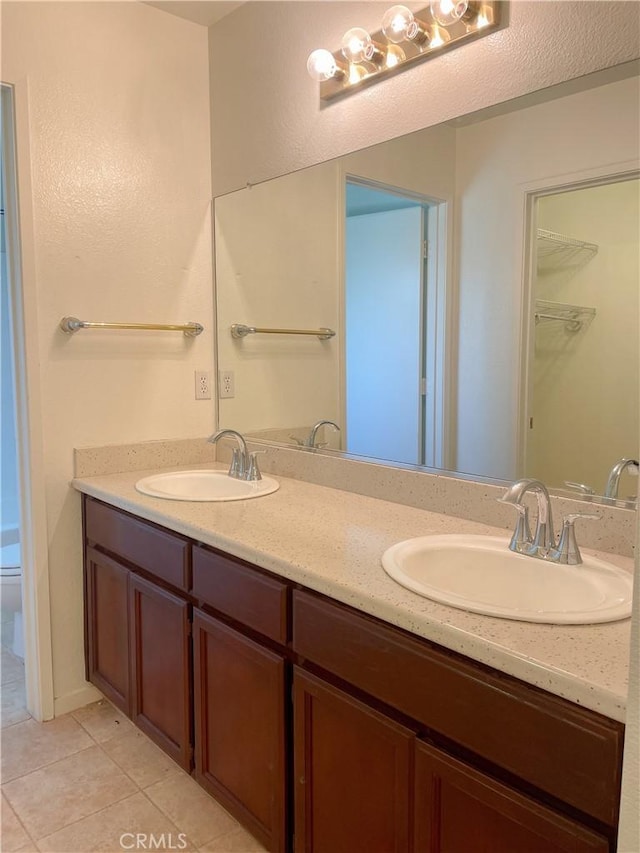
[{"left": 76, "top": 469, "right": 632, "bottom": 853}]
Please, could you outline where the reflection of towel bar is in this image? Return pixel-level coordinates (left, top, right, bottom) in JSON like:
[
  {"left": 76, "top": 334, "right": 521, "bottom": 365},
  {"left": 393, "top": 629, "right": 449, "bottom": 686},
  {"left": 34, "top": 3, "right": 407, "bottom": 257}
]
[
  {"left": 60, "top": 317, "right": 203, "bottom": 336},
  {"left": 231, "top": 324, "right": 335, "bottom": 340}
]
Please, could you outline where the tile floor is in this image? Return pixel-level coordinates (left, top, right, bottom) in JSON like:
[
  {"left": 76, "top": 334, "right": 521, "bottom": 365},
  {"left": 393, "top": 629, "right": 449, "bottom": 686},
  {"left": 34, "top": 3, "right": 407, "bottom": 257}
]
[{"left": 1, "top": 647, "right": 267, "bottom": 853}]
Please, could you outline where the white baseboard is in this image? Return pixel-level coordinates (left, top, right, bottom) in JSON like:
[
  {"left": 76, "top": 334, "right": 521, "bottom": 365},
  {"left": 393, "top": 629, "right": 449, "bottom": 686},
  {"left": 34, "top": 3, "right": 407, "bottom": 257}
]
[{"left": 53, "top": 683, "right": 103, "bottom": 717}]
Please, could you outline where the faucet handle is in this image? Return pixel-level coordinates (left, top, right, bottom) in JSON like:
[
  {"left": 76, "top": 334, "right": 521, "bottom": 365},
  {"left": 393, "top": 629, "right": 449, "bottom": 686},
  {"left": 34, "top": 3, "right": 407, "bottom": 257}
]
[
  {"left": 246, "top": 451, "right": 265, "bottom": 482},
  {"left": 550, "top": 513, "right": 599, "bottom": 565},
  {"left": 498, "top": 500, "right": 532, "bottom": 553}
]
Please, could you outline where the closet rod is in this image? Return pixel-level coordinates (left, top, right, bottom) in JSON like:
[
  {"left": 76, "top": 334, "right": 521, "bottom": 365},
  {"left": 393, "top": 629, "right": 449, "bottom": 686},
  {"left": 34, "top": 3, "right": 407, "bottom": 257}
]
[{"left": 60, "top": 317, "right": 203, "bottom": 336}]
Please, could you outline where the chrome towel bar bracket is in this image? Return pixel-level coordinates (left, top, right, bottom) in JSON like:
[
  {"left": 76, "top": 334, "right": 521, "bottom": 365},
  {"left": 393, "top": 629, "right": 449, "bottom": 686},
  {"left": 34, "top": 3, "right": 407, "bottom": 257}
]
[
  {"left": 60, "top": 317, "right": 204, "bottom": 337},
  {"left": 231, "top": 324, "right": 335, "bottom": 340}
]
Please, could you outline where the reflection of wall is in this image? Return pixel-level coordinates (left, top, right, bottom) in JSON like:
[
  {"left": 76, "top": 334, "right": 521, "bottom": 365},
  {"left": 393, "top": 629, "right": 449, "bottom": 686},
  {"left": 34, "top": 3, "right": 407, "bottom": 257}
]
[
  {"left": 216, "top": 124, "right": 457, "bottom": 438},
  {"left": 216, "top": 161, "right": 341, "bottom": 432},
  {"left": 531, "top": 180, "right": 639, "bottom": 493},
  {"left": 341, "top": 124, "right": 456, "bottom": 201},
  {"left": 454, "top": 76, "right": 639, "bottom": 480},
  {"left": 2, "top": 1, "right": 212, "bottom": 712}
]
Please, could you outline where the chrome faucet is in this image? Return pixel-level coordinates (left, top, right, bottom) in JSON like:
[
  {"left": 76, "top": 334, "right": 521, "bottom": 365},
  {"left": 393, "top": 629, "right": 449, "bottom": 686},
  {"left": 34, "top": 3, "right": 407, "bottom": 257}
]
[
  {"left": 207, "top": 429, "right": 263, "bottom": 481},
  {"left": 499, "top": 478, "right": 555, "bottom": 557},
  {"left": 306, "top": 420, "right": 340, "bottom": 449},
  {"left": 604, "top": 457, "right": 639, "bottom": 500},
  {"left": 499, "top": 478, "right": 599, "bottom": 565}
]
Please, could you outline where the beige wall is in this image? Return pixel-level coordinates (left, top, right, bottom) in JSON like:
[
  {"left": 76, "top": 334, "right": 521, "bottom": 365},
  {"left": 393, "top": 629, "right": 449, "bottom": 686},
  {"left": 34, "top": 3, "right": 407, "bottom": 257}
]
[
  {"left": 1, "top": 1, "right": 213, "bottom": 712},
  {"left": 209, "top": 1, "right": 640, "bottom": 196}
]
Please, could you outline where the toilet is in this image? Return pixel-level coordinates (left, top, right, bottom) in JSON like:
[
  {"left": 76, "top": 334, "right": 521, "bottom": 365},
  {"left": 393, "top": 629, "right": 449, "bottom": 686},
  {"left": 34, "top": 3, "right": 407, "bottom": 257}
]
[{"left": 0, "top": 541, "right": 24, "bottom": 658}]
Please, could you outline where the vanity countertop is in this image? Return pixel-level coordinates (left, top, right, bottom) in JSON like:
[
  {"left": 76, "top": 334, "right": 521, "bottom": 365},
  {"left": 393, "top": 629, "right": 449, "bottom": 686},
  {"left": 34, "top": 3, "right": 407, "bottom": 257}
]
[{"left": 73, "top": 463, "right": 634, "bottom": 723}]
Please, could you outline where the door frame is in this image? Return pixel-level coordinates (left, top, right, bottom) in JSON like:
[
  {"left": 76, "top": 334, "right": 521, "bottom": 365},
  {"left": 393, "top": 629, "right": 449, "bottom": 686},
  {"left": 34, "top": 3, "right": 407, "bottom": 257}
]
[
  {"left": 2, "top": 80, "right": 55, "bottom": 721},
  {"left": 339, "top": 174, "right": 451, "bottom": 469},
  {"left": 516, "top": 160, "right": 640, "bottom": 479}
]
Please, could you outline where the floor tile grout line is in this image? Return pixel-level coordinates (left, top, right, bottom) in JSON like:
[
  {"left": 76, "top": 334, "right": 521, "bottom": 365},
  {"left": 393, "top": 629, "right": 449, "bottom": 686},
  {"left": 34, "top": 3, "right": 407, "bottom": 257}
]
[
  {"left": 1, "top": 788, "right": 40, "bottom": 850},
  {"left": 134, "top": 785, "right": 196, "bottom": 847},
  {"left": 88, "top": 729, "right": 158, "bottom": 792},
  {"left": 30, "top": 786, "right": 155, "bottom": 847},
  {"left": 0, "top": 696, "right": 258, "bottom": 852},
  {"left": 69, "top": 717, "right": 135, "bottom": 751},
  {"left": 0, "top": 740, "right": 103, "bottom": 786},
  {"left": 139, "top": 775, "right": 248, "bottom": 851},
  {"left": 0, "top": 712, "right": 32, "bottom": 730}
]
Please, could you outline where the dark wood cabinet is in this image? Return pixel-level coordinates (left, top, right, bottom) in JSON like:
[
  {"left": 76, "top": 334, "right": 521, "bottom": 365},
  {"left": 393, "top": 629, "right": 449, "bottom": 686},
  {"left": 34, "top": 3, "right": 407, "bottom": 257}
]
[
  {"left": 82, "top": 496, "right": 623, "bottom": 853},
  {"left": 292, "top": 590, "right": 618, "bottom": 852},
  {"left": 293, "top": 667, "right": 414, "bottom": 853},
  {"left": 414, "top": 741, "right": 609, "bottom": 853},
  {"left": 85, "top": 545, "right": 131, "bottom": 715},
  {"left": 129, "top": 573, "right": 192, "bottom": 770},
  {"left": 193, "top": 608, "right": 287, "bottom": 852}
]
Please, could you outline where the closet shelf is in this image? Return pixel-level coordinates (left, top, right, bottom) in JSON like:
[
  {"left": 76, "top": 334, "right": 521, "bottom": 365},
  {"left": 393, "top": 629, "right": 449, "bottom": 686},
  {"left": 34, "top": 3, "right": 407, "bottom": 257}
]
[
  {"left": 536, "top": 228, "right": 598, "bottom": 272},
  {"left": 534, "top": 299, "right": 596, "bottom": 332}
]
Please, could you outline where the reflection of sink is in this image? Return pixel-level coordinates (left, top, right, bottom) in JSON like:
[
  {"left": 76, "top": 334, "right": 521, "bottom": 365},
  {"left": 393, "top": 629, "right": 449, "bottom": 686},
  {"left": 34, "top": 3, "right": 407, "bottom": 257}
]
[
  {"left": 381, "top": 534, "right": 633, "bottom": 624},
  {"left": 135, "top": 470, "right": 279, "bottom": 502}
]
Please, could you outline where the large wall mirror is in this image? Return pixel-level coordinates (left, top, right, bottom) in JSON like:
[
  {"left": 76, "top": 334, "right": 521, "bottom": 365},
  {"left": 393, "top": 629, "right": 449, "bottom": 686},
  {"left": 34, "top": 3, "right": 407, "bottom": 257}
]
[{"left": 215, "top": 64, "right": 639, "bottom": 506}]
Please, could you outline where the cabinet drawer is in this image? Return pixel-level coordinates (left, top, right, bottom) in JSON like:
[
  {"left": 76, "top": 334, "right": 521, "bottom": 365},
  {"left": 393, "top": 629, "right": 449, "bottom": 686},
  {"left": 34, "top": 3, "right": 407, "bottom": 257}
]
[
  {"left": 193, "top": 545, "right": 289, "bottom": 644},
  {"left": 84, "top": 498, "right": 191, "bottom": 592},
  {"left": 293, "top": 590, "right": 623, "bottom": 826}
]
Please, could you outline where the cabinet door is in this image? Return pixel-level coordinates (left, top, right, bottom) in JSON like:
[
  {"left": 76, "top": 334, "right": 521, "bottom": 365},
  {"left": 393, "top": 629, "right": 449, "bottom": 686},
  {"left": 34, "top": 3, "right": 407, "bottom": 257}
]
[
  {"left": 293, "top": 667, "right": 413, "bottom": 853},
  {"left": 414, "top": 741, "right": 609, "bottom": 853},
  {"left": 193, "top": 609, "right": 287, "bottom": 853},
  {"left": 85, "top": 546, "right": 130, "bottom": 715},
  {"left": 129, "top": 574, "right": 192, "bottom": 770}
]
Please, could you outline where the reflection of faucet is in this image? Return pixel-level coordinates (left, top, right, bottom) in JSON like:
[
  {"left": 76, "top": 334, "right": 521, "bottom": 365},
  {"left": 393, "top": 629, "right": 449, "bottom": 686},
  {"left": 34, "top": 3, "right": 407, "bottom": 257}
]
[
  {"left": 305, "top": 420, "right": 340, "bottom": 449},
  {"left": 499, "top": 478, "right": 555, "bottom": 557},
  {"left": 563, "top": 481, "right": 595, "bottom": 497},
  {"left": 499, "top": 478, "right": 598, "bottom": 565},
  {"left": 604, "top": 458, "right": 639, "bottom": 499},
  {"left": 208, "top": 429, "right": 262, "bottom": 481}
]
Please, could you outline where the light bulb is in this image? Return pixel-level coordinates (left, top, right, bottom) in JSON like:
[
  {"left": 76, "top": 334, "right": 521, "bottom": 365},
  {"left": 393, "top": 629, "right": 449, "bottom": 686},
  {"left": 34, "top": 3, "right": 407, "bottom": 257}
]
[
  {"left": 307, "top": 49, "right": 341, "bottom": 82},
  {"left": 341, "top": 27, "right": 374, "bottom": 63},
  {"left": 430, "top": 0, "right": 469, "bottom": 27},
  {"left": 382, "top": 5, "right": 414, "bottom": 43}
]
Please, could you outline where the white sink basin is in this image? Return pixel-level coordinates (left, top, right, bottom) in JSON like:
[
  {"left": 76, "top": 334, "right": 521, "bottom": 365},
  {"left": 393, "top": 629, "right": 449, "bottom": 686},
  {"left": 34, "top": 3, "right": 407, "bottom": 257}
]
[
  {"left": 135, "top": 470, "right": 279, "bottom": 502},
  {"left": 382, "top": 534, "right": 633, "bottom": 624}
]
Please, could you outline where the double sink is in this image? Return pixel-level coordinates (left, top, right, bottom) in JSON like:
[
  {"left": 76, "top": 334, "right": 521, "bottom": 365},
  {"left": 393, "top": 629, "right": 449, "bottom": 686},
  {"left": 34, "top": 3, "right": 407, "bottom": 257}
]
[{"left": 135, "top": 469, "right": 633, "bottom": 626}]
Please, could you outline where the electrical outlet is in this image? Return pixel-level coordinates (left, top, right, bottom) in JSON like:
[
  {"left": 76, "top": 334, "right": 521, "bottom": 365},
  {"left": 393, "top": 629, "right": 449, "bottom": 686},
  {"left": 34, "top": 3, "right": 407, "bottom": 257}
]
[
  {"left": 195, "top": 370, "right": 211, "bottom": 400},
  {"left": 219, "top": 369, "right": 235, "bottom": 399}
]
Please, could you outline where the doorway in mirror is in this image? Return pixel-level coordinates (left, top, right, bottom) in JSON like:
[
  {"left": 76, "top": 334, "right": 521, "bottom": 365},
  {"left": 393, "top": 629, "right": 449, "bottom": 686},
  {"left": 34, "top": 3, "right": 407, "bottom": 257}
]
[
  {"left": 344, "top": 180, "right": 446, "bottom": 468},
  {"left": 525, "top": 175, "right": 639, "bottom": 502}
]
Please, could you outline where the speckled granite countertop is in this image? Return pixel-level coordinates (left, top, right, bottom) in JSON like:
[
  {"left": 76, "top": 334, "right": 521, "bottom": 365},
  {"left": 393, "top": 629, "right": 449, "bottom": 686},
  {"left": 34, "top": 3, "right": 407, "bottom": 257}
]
[{"left": 73, "top": 464, "right": 634, "bottom": 723}]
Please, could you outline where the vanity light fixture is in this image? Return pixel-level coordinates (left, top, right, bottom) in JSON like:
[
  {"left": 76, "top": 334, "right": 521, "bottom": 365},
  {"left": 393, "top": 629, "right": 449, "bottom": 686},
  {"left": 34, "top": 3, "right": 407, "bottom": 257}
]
[{"left": 307, "top": 1, "right": 502, "bottom": 100}]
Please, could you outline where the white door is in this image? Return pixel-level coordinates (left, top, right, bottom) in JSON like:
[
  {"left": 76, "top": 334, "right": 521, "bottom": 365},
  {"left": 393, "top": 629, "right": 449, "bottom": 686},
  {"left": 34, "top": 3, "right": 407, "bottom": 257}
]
[{"left": 345, "top": 206, "right": 425, "bottom": 464}]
